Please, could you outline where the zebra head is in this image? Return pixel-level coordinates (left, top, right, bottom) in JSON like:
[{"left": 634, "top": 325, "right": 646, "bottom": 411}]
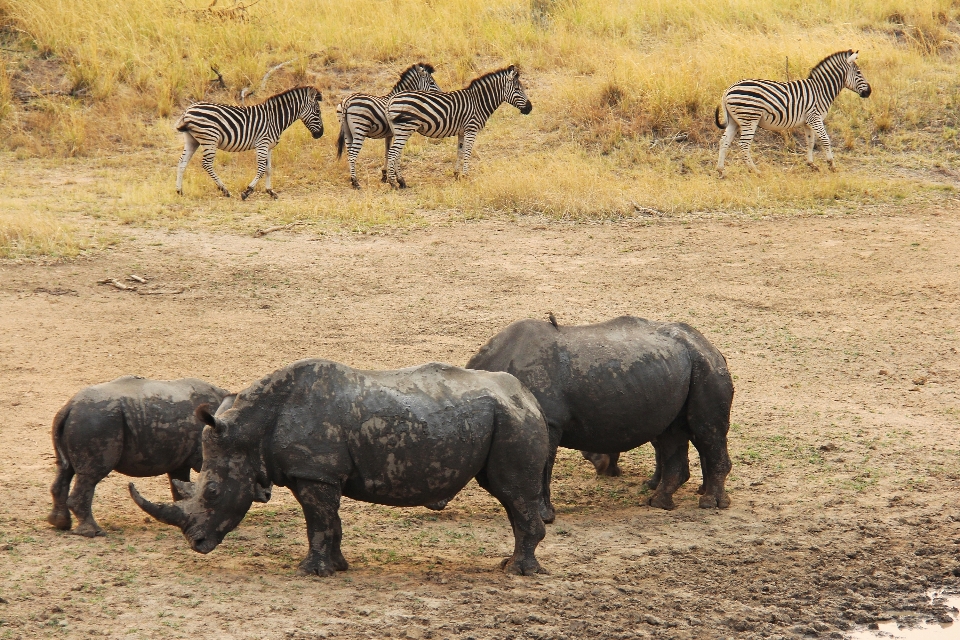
[
  {"left": 300, "top": 87, "right": 325, "bottom": 139},
  {"left": 395, "top": 63, "right": 441, "bottom": 93},
  {"left": 505, "top": 65, "right": 533, "bottom": 115},
  {"left": 844, "top": 51, "right": 872, "bottom": 98},
  {"left": 420, "top": 63, "right": 441, "bottom": 92}
]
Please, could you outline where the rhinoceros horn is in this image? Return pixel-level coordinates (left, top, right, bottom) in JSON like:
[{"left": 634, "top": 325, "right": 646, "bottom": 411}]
[{"left": 129, "top": 483, "right": 187, "bottom": 528}]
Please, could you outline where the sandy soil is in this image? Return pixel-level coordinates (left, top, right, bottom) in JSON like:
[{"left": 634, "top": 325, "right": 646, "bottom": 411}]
[{"left": 1, "top": 209, "right": 959, "bottom": 639}]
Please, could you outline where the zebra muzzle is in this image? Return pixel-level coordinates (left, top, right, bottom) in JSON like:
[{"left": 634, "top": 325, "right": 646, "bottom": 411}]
[{"left": 520, "top": 102, "right": 533, "bottom": 115}]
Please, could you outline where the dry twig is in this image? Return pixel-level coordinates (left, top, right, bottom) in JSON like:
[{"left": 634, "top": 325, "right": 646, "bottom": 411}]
[{"left": 254, "top": 222, "right": 302, "bottom": 237}]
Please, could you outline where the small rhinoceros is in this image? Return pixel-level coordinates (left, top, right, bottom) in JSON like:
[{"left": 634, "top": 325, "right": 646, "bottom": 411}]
[
  {"left": 130, "top": 359, "right": 550, "bottom": 577},
  {"left": 47, "top": 376, "right": 255, "bottom": 537}
]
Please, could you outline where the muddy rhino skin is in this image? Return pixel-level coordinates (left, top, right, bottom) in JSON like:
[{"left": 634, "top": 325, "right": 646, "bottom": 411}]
[
  {"left": 466, "top": 316, "right": 734, "bottom": 520},
  {"left": 130, "top": 359, "right": 549, "bottom": 577},
  {"left": 47, "top": 376, "right": 234, "bottom": 537}
]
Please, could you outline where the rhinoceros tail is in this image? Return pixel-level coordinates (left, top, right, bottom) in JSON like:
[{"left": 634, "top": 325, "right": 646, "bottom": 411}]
[
  {"left": 51, "top": 403, "right": 72, "bottom": 469},
  {"left": 548, "top": 312, "right": 559, "bottom": 330}
]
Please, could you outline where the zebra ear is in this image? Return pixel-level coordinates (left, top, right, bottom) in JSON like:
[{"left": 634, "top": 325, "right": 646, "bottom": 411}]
[{"left": 848, "top": 51, "right": 858, "bottom": 63}]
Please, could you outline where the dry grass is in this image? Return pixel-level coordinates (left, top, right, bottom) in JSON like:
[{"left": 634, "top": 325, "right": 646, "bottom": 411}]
[{"left": 1, "top": 0, "right": 960, "bottom": 256}]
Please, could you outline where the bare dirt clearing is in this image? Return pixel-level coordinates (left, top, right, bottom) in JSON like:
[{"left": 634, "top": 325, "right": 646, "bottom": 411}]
[{"left": 1, "top": 209, "right": 960, "bottom": 639}]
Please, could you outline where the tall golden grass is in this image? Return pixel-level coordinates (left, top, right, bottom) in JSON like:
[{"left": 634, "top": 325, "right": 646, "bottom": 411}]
[{"left": 1, "top": 0, "right": 959, "bottom": 256}]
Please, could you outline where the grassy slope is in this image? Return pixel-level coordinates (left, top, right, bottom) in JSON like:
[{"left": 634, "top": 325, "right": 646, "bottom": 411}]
[{"left": 1, "top": 0, "right": 960, "bottom": 257}]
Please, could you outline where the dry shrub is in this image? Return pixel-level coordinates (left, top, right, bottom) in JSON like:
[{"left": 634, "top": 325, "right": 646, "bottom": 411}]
[{"left": 0, "top": 210, "right": 90, "bottom": 259}]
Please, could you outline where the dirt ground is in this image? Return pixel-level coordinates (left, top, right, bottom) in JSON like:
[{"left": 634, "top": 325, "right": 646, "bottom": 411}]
[{"left": 1, "top": 208, "right": 959, "bottom": 639}]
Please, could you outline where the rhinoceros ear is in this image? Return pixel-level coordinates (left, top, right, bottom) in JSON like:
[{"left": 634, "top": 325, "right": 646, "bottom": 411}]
[
  {"left": 195, "top": 403, "right": 224, "bottom": 433},
  {"left": 171, "top": 479, "right": 196, "bottom": 500},
  {"left": 253, "top": 482, "right": 272, "bottom": 503}
]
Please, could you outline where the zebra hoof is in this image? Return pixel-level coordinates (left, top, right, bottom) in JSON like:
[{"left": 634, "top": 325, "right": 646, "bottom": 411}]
[
  {"left": 350, "top": 180, "right": 361, "bottom": 190},
  {"left": 379, "top": 172, "right": 388, "bottom": 184},
  {"left": 176, "top": 189, "right": 183, "bottom": 196},
  {"left": 241, "top": 188, "right": 253, "bottom": 200},
  {"left": 398, "top": 178, "right": 407, "bottom": 189},
  {"left": 266, "top": 189, "right": 278, "bottom": 200}
]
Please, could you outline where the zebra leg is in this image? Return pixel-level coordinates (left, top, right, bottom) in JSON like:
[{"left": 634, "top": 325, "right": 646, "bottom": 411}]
[
  {"left": 347, "top": 126, "right": 368, "bottom": 190},
  {"left": 453, "top": 133, "right": 465, "bottom": 179},
  {"left": 802, "top": 124, "right": 819, "bottom": 170},
  {"left": 457, "top": 129, "right": 479, "bottom": 179},
  {"left": 177, "top": 133, "right": 200, "bottom": 195},
  {"left": 736, "top": 119, "right": 761, "bottom": 175},
  {"left": 716, "top": 121, "right": 737, "bottom": 178},
  {"left": 386, "top": 127, "right": 414, "bottom": 189},
  {"left": 241, "top": 146, "right": 269, "bottom": 200},
  {"left": 200, "top": 145, "right": 231, "bottom": 197},
  {"left": 809, "top": 116, "right": 835, "bottom": 171},
  {"left": 264, "top": 149, "right": 278, "bottom": 200},
  {"left": 380, "top": 138, "right": 389, "bottom": 184}
]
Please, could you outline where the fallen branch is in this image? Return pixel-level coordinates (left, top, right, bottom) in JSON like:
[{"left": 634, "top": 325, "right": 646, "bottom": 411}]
[
  {"left": 210, "top": 65, "right": 227, "bottom": 90},
  {"left": 127, "top": 274, "right": 148, "bottom": 283},
  {"left": 98, "top": 278, "right": 135, "bottom": 291},
  {"left": 254, "top": 222, "right": 302, "bottom": 237},
  {"left": 630, "top": 202, "right": 663, "bottom": 217},
  {"left": 137, "top": 288, "right": 185, "bottom": 296}
]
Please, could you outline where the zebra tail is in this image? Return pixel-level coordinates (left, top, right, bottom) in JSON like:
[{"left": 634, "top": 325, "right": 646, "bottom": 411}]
[
  {"left": 714, "top": 106, "right": 725, "bottom": 130},
  {"left": 336, "top": 123, "right": 345, "bottom": 160},
  {"left": 174, "top": 111, "right": 190, "bottom": 132}
]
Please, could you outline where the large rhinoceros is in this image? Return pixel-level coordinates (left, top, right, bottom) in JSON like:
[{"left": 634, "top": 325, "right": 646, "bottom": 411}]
[
  {"left": 130, "top": 359, "right": 549, "bottom": 577},
  {"left": 466, "top": 316, "right": 734, "bottom": 520},
  {"left": 47, "top": 376, "right": 238, "bottom": 537}
]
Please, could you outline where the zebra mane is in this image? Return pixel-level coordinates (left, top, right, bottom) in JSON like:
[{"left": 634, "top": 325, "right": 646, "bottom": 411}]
[
  {"left": 808, "top": 50, "right": 853, "bottom": 79},
  {"left": 397, "top": 63, "right": 435, "bottom": 83},
  {"left": 260, "top": 86, "right": 318, "bottom": 105},
  {"left": 465, "top": 65, "right": 518, "bottom": 91}
]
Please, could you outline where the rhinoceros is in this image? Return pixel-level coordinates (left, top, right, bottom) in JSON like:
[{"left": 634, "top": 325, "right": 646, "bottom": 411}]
[
  {"left": 466, "top": 315, "right": 734, "bottom": 521},
  {"left": 47, "top": 376, "right": 245, "bottom": 537},
  {"left": 130, "top": 359, "right": 550, "bottom": 577}
]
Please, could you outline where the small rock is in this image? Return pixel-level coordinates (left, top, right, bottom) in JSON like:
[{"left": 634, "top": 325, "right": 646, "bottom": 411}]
[{"left": 643, "top": 614, "right": 663, "bottom": 626}]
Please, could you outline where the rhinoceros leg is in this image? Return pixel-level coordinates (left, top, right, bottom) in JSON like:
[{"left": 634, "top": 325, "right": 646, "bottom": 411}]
[
  {"left": 476, "top": 467, "right": 546, "bottom": 576},
  {"left": 647, "top": 423, "right": 691, "bottom": 511},
  {"left": 168, "top": 466, "right": 192, "bottom": 501},
  {"left": 580, "top": 451, "right": 623, "bottom": 477},
  {"left": 290, "top": 479, "right": 348, "bottom": 576},
  {"left": 685, "top": 377, "right": 733, "bottom": 510},
  {"left": 479, "top": 419, "right": 548, "bottom": 576},
  {"left": 644, "top": 444, "right": 663, "bottom": 490},
  {"left": 48, "top": 464, "right": 75, "bottom": 530},
  {"left": 67, "top": 473, "right": 107, "bottom": 537}
]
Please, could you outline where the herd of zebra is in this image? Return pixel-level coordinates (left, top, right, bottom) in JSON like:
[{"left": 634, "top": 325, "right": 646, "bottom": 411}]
[{"left": 173, "top": 50, "right": 870, "bottom": 198}]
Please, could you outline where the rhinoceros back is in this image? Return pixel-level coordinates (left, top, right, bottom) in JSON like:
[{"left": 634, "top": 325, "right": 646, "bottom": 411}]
[{"left": 266, "top": 362, "right": 506, "bottom": 506}]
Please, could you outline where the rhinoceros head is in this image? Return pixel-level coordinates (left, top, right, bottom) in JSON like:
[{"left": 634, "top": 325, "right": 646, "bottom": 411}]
[{"left": 130, "top": 403, "right": 267, "bottom": 554}]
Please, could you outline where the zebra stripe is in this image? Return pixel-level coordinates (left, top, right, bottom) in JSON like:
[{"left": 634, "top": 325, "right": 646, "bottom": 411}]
[
  {"left": 175, "top": 86, "right": 324, "bottom": 199},
  {"left": 336, "top": 63, "right": 440, "bottom": 189},
  {"left": 716, "top": 50, "right": 871, "bottom": 176},
  {"left": 384, "top": 65, "right": 532, "bottom": 188}
]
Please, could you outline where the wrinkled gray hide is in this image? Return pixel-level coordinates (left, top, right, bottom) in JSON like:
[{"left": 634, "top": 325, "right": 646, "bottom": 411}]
[
  {"left": 47, "top": 377, "right": 238, "bottom": 537},
  {"left": 467, "top": 316, "right": 734, "bottom": 519},
  {"left": 131, "top": 359, "right": 550, "bottom": 577}
]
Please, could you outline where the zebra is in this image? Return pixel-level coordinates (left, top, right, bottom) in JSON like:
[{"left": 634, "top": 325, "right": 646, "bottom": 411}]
[
  {"left": 336, "top": 63, "right": 440, "bottom": 189},
  {"left": 384, "top": 65, "right": 532, "bottom": 189},
  {"left": 175, "top": 86, "right": 324, "bottom": 199},
  {"left": 715, "top": 50, "right": 871, "bottom": 177}
]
